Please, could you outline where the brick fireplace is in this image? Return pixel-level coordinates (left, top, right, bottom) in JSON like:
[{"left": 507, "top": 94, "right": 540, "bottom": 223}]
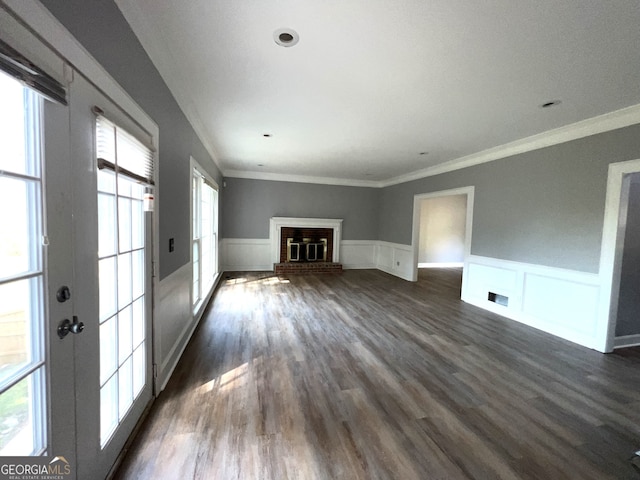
[
  {"left": 270, "top": 217, "right": 343, "bottom": 274},
  {"left": 279, "top": 227, "right": 333, "bottom": 263}
]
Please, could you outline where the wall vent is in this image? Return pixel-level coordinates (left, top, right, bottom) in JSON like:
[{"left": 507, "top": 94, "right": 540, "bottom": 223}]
[{"left": 488, "top": 292, "right": 508, "bottom": 306}]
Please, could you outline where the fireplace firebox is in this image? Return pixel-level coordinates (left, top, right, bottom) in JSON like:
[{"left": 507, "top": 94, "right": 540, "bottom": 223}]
[
  {"left": 286, "top": 238, "right": 327, "bottom": 262},
  {"left": 280, "top": 227, "right": 333, "bottom": 263}
]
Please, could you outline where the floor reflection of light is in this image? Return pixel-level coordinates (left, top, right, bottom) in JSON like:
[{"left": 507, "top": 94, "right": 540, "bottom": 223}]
[
  {"left": 225, "top": 275, "right": 290, "bottom": 287},
  {"left": 198, "top": 362, "right": 249, "bottom": 394},
  {"left": 259, "top": 276, "right": 290, "bottom": 286}
]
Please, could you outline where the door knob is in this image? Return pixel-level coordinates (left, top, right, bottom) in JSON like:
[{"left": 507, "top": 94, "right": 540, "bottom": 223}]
[
  {"left": 57, "top": 316, "right": 85, "bottom": 339},
  {"left": 70, "top": 316, "right": 84, "bottom": 334}
]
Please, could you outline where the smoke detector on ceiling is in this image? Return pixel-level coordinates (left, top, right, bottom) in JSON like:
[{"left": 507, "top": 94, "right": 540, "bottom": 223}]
[{"left": 274, "top": 28, "right": 299, "bottom": 47}]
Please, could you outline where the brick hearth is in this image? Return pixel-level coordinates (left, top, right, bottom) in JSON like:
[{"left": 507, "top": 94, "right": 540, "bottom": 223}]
[{"left": 274, "top": 262, "right": 343, "bottom": 275}]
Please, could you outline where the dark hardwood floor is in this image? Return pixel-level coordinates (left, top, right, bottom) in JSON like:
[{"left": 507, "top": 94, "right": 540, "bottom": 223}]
[{"left": 114, "top": 268, "right": 640, "bottom": 479}]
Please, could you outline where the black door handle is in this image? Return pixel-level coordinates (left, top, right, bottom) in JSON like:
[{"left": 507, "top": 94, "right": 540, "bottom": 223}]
[{"left": 57, "top": 316, "right": 85, "bottom": 339}]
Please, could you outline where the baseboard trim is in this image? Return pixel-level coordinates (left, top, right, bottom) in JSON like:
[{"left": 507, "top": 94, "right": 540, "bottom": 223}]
[{"left": 613, "top": 334, "right": 640, "bottom": 349}]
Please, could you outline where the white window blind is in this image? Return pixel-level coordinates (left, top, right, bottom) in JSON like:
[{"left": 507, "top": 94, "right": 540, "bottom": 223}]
[{"left": 95, "top": 113, "right": 155, "bottom": 186}]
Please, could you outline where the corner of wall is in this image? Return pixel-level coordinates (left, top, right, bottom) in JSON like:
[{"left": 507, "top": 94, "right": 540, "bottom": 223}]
[{"left": 374, "top": 241, "right": 414, "bottom": 281}]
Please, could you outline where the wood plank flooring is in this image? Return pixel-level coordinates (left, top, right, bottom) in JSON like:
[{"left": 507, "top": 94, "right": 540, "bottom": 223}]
[{"left": 114, "top": 269, "right": 640, "bottom": 479}]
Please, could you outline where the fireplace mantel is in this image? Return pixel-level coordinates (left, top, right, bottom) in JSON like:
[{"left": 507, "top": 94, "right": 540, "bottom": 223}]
[{"left": 270, "top": 217, "right": 343, "bottom": 265}]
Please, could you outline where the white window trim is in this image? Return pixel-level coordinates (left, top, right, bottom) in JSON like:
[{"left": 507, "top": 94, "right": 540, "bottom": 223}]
[{"left": 190, "top": 156, "right": 219, "bottom": 319}]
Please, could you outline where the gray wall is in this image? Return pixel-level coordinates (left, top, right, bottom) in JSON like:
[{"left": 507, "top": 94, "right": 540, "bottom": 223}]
[
  {"left": 42, "top": 0, "right": 640, "bottom": 276},
  {"left": 418, "top": 195, "right": 466, "bottom": 264},
  {"left": 41, "top": 0, "right": 222, "bottom": 280},
  {"left": 220, "top": 178, "right": 379, "bottom": 240},
  {"left": 615, "top": 175, "right": 640, "bottom": 337},
  {"left": 379, "top": 124, "right": 640, "bottom": 273}
]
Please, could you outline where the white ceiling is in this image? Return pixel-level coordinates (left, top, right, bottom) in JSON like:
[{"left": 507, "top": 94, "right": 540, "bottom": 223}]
[{"left": 116, "top": 0, "right": 640, "bottom": 186}]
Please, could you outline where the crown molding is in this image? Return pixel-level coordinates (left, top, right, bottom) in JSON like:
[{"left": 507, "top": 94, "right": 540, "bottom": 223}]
[
  {"left": 223, "top": 169, "right": 381, "bottom": 188},
  {"left": 379, "top": 104, "right": 640, "bottom": 187},
  {"left": 227, "top": 104, "right": 640, "bottom": 189}
]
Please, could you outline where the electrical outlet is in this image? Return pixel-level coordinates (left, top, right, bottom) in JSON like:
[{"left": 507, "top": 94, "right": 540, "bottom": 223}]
[{"left": 396, "top": 261, "right": 400, "bottom": 266}]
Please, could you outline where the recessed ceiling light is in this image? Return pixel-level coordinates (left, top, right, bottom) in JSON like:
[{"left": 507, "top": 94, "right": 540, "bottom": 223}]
[
  {"left": 257, "top": 164, "right": 264, "bottom": 167},
  {"left": 540, "top": 100, "right": 562, "bottom": 108},
  {"left": 419, "top": 152, "right": 428, "bottom": 155},
  {"left": 274, "top": 28, "right": 299, "bottom": 47},
  {"left": 263, "top": 134, "right": 272, "bottom": 137}
]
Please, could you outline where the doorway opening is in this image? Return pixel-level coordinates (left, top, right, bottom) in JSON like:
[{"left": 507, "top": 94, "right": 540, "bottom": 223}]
[
  {"left": 416, "top": 194, "right": 467, "bottom": 269},
  {"left": 410, "top": 187, "right": 474, "bottom": 297},
  {"left": 599, "top": 159, "right": 640, "bottom": 352},
  {"left": 613, "top": 173, "right": 640, "bottom": 348}
]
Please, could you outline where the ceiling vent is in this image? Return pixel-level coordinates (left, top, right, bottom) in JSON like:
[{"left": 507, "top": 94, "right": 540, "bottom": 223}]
[{"left": 274, "top": 28, "right": 299, "bottom": 47}]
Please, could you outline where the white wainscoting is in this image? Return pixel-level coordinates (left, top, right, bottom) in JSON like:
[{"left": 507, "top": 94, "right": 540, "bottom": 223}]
[
  {"left": 462, "top": 255, "right": 602, "bottom": 350},
  {"left": 221, "top": 238, "right": 396, "bottom": 273},
  {"left": 154, "top": 262, "right": 193, "bottom": 390},
  {"left": 154, "top": 262, "right": 222, "bottom": 391},
  {"left": 374, "top": 241, "right": 414, "bottom": 281},
  {"left": 220, "top": 238, "right": 272, "bottom": 271}
]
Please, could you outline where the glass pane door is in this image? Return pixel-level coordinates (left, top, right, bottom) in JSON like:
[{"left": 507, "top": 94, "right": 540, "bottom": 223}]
[
  {"left": 97, "top": 169, "right": 146, "bottom": 447},
  {"left": 0, "top": 72, "right": 46, "bottom": 455},
  {"left": 42, "top": 65, "right": 154, "bottom": 480}
]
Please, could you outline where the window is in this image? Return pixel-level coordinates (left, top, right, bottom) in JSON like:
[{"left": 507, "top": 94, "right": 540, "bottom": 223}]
[
  {"left": 192, "top": 164, "right": 218, "bottom": 311},
  {"left": 0, "top": 72, "right": 46, "bottom": 455},
  {"left": 96, "top": 115, "right": 152, "bottom": 447}
]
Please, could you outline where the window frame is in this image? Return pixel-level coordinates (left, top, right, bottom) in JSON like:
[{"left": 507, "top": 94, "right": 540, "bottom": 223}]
[{"left": 190, "top": 157, "right": 219, "bottom": 316}]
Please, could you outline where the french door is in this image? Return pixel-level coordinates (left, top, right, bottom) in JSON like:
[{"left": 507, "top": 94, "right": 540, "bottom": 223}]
[
  {"left": 60, "top": 73, "right": 154, "bottom": 479},
  {"left": 0, "top": 59, "right": 153, "bottom": 478}
]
